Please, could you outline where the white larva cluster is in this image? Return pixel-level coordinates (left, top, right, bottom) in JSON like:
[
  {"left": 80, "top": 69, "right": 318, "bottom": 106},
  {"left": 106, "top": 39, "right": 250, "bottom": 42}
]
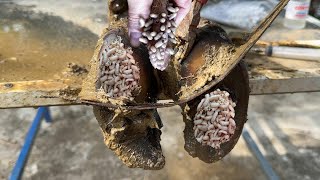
[
  {"left": 139, "top": 4, "right": 179, "bottom": 71},
  {"left": 193, "top": 89, "right": 236, "bottom": 149},
  {"left": 99, "top": 36, "right": 140, "bottom": 98}
]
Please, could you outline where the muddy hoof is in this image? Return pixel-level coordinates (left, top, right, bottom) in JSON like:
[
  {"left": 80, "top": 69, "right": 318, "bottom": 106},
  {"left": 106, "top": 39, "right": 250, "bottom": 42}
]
[
  {"left": 181, "top": 62, "right": 249, "bottom": 163},
  {"left": 93, "top": 106, "right": 165, "bottom": 169},
  {"left": 80, "top": 28, "right": 158, "bottom": 106}
]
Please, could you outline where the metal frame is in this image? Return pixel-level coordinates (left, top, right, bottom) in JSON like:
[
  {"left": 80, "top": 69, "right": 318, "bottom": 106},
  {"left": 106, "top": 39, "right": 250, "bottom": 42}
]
[
  {"left": 9, "top": 107, "right": 52, "bottom": 180},
  {"left": 242, "top": 128, "right": 280, "bottom": 180}
]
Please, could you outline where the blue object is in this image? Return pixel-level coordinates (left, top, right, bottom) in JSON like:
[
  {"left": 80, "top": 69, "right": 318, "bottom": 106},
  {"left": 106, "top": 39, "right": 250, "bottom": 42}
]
[
  {"left": 9, "top": 107, "right": 52, "bottom": 180},
  {"left": 242, "top": 128, "right": 280, "bottom": 180}
]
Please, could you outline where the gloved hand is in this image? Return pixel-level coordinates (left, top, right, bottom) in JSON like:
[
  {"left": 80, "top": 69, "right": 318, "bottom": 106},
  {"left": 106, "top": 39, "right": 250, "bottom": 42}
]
[{"left": 128, "top": 0, "right": 192, "bottom": 47}]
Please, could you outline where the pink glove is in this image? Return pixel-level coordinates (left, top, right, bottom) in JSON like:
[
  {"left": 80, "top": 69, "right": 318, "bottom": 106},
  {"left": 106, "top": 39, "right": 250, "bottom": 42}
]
[{"left": 128, "top": 0, "right": 192, "bottom": 47}]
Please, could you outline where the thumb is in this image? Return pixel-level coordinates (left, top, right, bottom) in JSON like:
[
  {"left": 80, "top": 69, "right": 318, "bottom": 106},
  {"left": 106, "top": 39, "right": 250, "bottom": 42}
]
[
  {"left": 174, "top": 0, "right": 192, "bottom": 26},
  {"left": 128, "top": 0, "right": 153, "bottom": 47}
]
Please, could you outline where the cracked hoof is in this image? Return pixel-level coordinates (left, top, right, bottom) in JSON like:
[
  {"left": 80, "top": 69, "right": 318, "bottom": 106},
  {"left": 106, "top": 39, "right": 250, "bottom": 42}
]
[{"left": 93, "top": 106, "right": 165, "bottom": 169}]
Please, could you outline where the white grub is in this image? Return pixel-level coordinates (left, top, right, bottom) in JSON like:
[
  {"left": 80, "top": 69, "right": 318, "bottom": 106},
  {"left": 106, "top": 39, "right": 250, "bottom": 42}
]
[
  {"left": 166, "top": 21, "right": 171, "bottom": 28},
  {"left": 150, "top": 46, "right": 157, "bottom": 53},
  {"left": 106, "top": 48, "right": 117, "bottom": 57},
  {"left": 145, "top": 19, "right": 153, "bottom": 27},
  {"left": 167, "top": 48, "right": 174, "bottom": 55},
  {"left": 171, "top": 21, "right": 177, "bottom": 27},
  {"left": 139, "top": 4, "right": 179, "bottom": 70},
  {"left": 160, "top": 18, "right": 166, "bottom": 23},
  {"left": 167, "top": 6, "right": 176, "bottom": 13},
  {"left": 150, "top": 31, "right": 157, "bottom": 37},
  {"left": 139, "top": 37, "right": 148, "bottom": 44},
  {"left": 109, "top": 55, "right": 118, "bottom": 61},
  {"left": 118, "top": 52, "right": 127, "bottom": 60},
  {"left": 154, "top": 33, "right": 163, "bottom": 41},
  {"left": 193, "top": 89, "right": 236, "bottom": 149},
  {"left": 160, "top": 25, "right": 166, "bottom": 31},
  {"left": 142, "top": 32, "right": 147, "bottom": 37},
  {"left": 139, "top": 18, "right": 145, "bottom": 28},
  {"left": 169, "top": 38, "right": 177, "bottom": 44},
  {"left": 168, "top": 32, "right": 175, "bottom": 39},
  {"left": 144, "top": 26, "right": 152, "bottom": 32},
  {"left": 150, "top": 13, "right": 158, "bottom": 18},
  {"left": 100, "top": 75, "right": 108, "bottom": 82},
  {"left": 155, "top": 40, "right": 164, "bottom": 48},
  {"left": 147, "top": 34, "right": 153, "bottom": 40},
  {"left": 99, "top": 36, "right": 140, "bottom": 99},
  {"left": 169, "top": 13, "right": 177, "bottom": 20}
]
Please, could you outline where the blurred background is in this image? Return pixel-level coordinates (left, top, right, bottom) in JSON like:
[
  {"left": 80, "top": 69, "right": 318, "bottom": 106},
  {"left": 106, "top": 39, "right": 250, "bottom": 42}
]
[{"left": 0, "top": 0, "right": 319, "bottom": 179}]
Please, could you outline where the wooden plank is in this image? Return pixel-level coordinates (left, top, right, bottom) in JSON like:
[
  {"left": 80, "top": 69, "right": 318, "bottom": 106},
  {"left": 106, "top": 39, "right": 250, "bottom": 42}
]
[
  {"left": 1, "top": 0, "right": 319, "bottom": 109},
  {"left": 0, "top": 80, "right": 81, "bottom": 108},
  {"left": 1, "top": 73, "right": 320, "bottom": 109},
  {"left": 250, "top": 77, "right": 320, "bottom": 95}
]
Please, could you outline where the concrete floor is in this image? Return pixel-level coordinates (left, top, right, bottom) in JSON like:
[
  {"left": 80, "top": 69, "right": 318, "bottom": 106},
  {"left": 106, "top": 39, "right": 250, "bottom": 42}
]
[
  {"left": 0, "top": 0, "right": 319, "bottom": 179},
  {"left": 0, "top": 93, "right": 319, "bottom": 180}
]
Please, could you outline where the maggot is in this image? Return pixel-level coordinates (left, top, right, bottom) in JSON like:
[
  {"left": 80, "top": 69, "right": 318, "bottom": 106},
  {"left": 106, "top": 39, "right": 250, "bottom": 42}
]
[
  {"left": 169, "top": 13, "right": 177, "bottom": 20},
  {"left": 124, "top": 69, "right": 133, "bottom": 74},
  {"left": 160, "top": 18, "right": 166, "bottom": 23},
  {"left": 150, "top": 46, "right": 157, "bottom": 53},
  {"left": 155, "top": 40, "right": 164, "bottom": 48},
  {"left": 154, "top": 33, "right": 163, "bottom": 41},
  {"left": 167, "top": 48, "right": 174, "bottom": 55},
  {"left": 210, "top": 102, "right": 220, "bottom": 108},
  {"left": 106, "top": 48, "right": 117, "bottom": 57},
  {"left": 109, "top": 55, "right": 118, "bottom": 61},
  {"left": 219, "top": 121, "right": 229, "bottom": 126},
  {"left": 167, "top": 6, "right": 176, "bottom": 13},
  {"left": 115, "top": 63, "right": 120, "bottom": 75},
  {"left": 145, "top": 19, "right": 153, "bottom": 27},
  {"left": 105, "top": 79, "right": 115, "bottom": 85},
  {"left": 139, "top": 18, "right": 145, "bottom": 28},
  {"left": 100, "top": 75, "right": 108, "bottom": 82},
  {"left": 131, "top": 65, "right": 139, "bottom": 71},
  {"left": 160, "top": 25, "right": 166, "bottom": 31},
  {"left": 118, "top": 52, "right": 127, "bottom": 60},
  {"left": 150, "top": 13, "right": 158, "bottom": 18},
  {"left": 194, "top": 120, "right": 202, "bottom": 125},
  {"left": 150, "top": 31, "right": 157, "bottom": 37}
]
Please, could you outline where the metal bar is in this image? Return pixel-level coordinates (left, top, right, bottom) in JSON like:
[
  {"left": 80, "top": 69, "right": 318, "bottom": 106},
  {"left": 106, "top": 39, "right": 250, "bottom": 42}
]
[
  {"left": 43, "top": 107, "right": 52, "bottom": 123},
  {"left": 9, "top": 107, "right": 47, "bottom": 180},
  {"left": 249, "top": 77, "right": 320, "bottom": 95},
  {"left": 242, "top": 128, "right": 280, "bottom": 180}
]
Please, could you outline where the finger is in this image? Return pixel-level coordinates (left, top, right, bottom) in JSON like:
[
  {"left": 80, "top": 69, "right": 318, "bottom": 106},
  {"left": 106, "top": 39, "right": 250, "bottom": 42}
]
[
  {"left": 128, "top": 0, "right": 153, "bottom": 47},
  {"left": 174, "top": 0, "right": 192, "bottom": 26}
]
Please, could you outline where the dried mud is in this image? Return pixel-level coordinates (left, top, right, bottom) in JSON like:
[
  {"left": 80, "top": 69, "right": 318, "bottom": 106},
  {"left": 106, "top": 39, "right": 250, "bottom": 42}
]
[
  {"left": 0, "top": 3, "right": 96, "bottom": 83},
  {"left": 179, "top": 25, "right": 235, "bottom": 100}
]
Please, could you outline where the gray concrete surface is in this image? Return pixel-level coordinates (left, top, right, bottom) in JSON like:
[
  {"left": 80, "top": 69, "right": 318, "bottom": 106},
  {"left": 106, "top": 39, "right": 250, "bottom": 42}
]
[{"left": 0, "top": 93, "right": 319, "bottom": 180}]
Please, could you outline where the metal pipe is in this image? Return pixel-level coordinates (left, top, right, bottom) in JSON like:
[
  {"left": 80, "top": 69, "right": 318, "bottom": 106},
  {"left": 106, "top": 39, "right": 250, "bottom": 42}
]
[
  {"left": 242, "top": 128, "right": 280, "bottom": 180},
  {"left": 9, "top": 107, "right": 51, "bottom": 180}
]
